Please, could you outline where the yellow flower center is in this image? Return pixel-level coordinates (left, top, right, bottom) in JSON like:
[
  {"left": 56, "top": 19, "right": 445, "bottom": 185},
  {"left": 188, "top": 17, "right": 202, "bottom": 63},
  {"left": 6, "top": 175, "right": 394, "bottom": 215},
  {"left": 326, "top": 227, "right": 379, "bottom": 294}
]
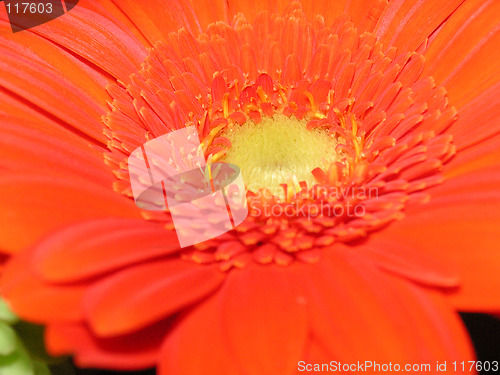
[{"left": 221, "top": 114, "right": 340, "bottom": 196}]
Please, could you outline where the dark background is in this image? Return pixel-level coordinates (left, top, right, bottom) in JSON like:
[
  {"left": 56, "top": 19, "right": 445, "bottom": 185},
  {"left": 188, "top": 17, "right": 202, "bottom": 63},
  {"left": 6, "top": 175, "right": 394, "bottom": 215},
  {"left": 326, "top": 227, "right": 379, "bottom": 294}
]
[
  {"left": 74, "top": 314, "right": 500, "bottom": 375},
  {"left": 461, "top": 314, "right": 500, "bottom": 373}
]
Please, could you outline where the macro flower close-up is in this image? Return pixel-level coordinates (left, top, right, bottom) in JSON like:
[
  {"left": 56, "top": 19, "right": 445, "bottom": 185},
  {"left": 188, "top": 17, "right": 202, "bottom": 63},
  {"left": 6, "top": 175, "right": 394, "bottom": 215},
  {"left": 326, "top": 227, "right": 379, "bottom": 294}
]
[{"left": 0, "top": 0, "right": 499, "bottom": 374}]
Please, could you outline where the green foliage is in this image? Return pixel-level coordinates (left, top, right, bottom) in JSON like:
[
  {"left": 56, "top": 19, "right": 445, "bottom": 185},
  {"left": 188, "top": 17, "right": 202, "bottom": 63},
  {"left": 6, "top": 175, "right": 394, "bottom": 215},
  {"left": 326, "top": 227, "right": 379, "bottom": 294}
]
[{"left": 0, "top": 298, "right": 74, "bottom": 375}]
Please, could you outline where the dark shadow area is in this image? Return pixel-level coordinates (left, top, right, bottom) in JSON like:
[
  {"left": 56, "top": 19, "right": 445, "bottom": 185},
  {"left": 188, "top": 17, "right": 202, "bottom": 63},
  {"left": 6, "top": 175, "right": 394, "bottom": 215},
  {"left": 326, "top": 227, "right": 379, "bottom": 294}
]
[{"left": 461, "top": 313, "right": 500, "bottom": 372}]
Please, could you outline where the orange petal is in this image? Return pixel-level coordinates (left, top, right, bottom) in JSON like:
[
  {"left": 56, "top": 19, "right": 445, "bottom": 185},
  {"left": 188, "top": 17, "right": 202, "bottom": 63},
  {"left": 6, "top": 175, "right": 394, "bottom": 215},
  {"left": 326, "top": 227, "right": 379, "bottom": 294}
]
[
  {"left": 0, "top": 174, "right": 140, "bottom": 253},
  {"left": 221, "top": 264, "right": 308, "bottom": 375},
  {"left": 356, "top": 241, "right": 460, "bottom": 288},
  {"left": 0, "top": 88, "right": 100, "bottom": 146},
  {"left": 374, "top": 0, "right": 465, "bottom": 53},
  {"left": 443, "top": 82, "right": 500, "bottom": 154},
  {"left": 109, "top": 0, "right": 205, "bottom": 44},
  {"left": 186, "top": 0, "right": 231, "bottom": 31},
  {"left": 445, "top": 132, "right": 500, "bottom": 180},
  {"left": 0, "top": 28, "right": 109, "bottom": 143},
  {"left": 78, "top": 0, "right": 151, "bottom": 47},
  {"left": 374, "top": 165, "right": 500, "bottom": 311},
  {"left": 423, "top": 0, "right": 500, "bottom": 108},
  {"left": 1, "top": 252, "right": 85, "bottom": 323},
  {"left": 32, "top": 218, "right": 180, "bottom": 283},
  {"left": 303, "top": 0, "right": 388, "bottom": 32},
  {"left": 225, "top": 0, "right": 388, "bottom": 34},
  {"left": 159, "top": 291, "right": 246, "bottom": 375},
  {"left": 226, "top": 0, "right": 292, "bottom": 25},
  {"left": 0, "top": 5, "right": 147, "bottom": 81},
  {"left": 347, "top": 0, "right": 389, "bottom": 32},
  {"left": 0, "top": 121, "right": 113, "bottom": 184},
  {"left": 299, "top": 339, "right": 333, "bottom": 367},
  {"left": 83, "top": 259, "right": 224, "bottom": 336},
  {"left": 46, "top": 321, "right": 170, "bottom": 370},
  {"left": 0, "top": 21, "right": 110, "bottom": 107},
  {"left": 308, "top": 249, "right": 474, "bottom": 366}
]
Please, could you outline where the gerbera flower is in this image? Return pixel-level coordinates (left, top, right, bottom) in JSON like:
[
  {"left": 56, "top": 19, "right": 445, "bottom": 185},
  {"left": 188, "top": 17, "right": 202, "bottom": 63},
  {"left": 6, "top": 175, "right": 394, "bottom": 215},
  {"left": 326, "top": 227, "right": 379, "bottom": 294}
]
[{"left": 0, "top": 0, "right": 499, "bottom": 374}]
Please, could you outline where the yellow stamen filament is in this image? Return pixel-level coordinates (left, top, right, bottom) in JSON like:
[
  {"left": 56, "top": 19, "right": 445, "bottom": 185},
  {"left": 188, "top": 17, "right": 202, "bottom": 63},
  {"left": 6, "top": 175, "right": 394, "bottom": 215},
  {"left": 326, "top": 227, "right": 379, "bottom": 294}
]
[
  {"left": 256, "top": 86, "right": 268, "bottom": 102},
  {"left": 201, "top": 122, "right": 228, "bottom": 153},
  {"left": 223, "top": 92, "right": 230, "bottom": 118}
]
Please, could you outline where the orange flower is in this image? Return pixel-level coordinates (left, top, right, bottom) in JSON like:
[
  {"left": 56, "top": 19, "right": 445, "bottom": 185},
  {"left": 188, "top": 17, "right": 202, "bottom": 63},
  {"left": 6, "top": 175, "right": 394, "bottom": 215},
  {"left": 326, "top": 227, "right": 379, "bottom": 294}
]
[{"left": 0, "top": 0, "right": 499, "bottom": 374}]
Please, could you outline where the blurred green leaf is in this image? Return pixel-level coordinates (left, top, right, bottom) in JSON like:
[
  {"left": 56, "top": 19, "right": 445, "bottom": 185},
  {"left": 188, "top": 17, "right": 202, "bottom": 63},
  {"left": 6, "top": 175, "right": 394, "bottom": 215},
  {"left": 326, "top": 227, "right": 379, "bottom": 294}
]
[
  {"left": 0, "top": 344, "right": 35, "bottom": 375},
  {"left": 0, "top": 322, "right": 17, "bottom": 356},
  {"left": 0, "top": 298, "right": 76, "bottom": 375},
  {"left": 0, "top": 299, "right": 18, "bottom": 324}
]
